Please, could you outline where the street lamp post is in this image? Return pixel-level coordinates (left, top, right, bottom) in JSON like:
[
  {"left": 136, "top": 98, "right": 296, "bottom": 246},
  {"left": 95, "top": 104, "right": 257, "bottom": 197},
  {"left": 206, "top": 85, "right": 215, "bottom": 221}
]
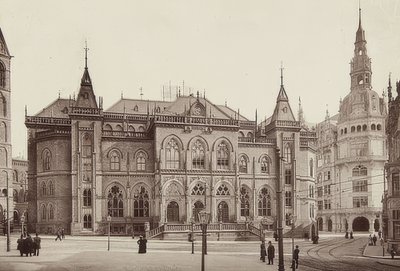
[
  {"left": 6, "top": 174, "right": 10, "bottom": 252},
  {"left": 276, "top": 147, "right": 285, "bottom": 271},
  {"left": 198, "top": 210, "right": 210, "bottom": 271},
  {"left": 191, "top": 221, "right": 195, "bottom": 254},
  {"left": 107, "top": 215, "right": 111, "bottom": 251}
]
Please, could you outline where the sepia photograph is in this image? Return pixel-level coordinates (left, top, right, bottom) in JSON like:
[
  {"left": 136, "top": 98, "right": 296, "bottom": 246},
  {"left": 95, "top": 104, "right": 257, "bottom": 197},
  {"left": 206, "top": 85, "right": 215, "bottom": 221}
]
[{"left": 0, "top": 0, "right": 400, "bottom": 270}]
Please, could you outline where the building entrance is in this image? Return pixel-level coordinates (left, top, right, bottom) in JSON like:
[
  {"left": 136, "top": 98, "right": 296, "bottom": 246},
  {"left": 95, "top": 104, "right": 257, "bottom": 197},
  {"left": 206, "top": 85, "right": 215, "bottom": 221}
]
[{"left": 352, "top": 216, "right": 369, "bottom": 231}]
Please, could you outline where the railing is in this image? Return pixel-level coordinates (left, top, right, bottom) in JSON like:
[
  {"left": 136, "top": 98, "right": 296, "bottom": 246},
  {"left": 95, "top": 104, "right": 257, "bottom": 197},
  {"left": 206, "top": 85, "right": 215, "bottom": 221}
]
[
  {"left": 239, "top": 121, "right": 256, "bottom": 127},
  {"left": 146, "top": 224, "right": 165, "bottom": 238},
  {"left": 36, "top": 129, "right": 71, "bottom": 138},
  {"left": 25, "top": 116, "right": 71, "bottom": 126},
  {"left": 102, "top": 131, "right": 148, "bottom": 138},
  {"left": 238, "top": 137, "right": 276, "bottom": 144},
  {"left": 154, "top": 115, "right": 239, "bottom": 127},
  {"left": 103, "top": 112, "right": 149, "bottom": 122},
  {"left": 248, "top": 224, "right": 263, "bottom": 239},
  {"left": 70, "top": 107, "right": 102, "bottom": 115},
  {"left": 276, "top": 120, "right": 300, "bottom": 127},
  {"left": 300, "top": 131, "right": 317, "bottom": 138}
]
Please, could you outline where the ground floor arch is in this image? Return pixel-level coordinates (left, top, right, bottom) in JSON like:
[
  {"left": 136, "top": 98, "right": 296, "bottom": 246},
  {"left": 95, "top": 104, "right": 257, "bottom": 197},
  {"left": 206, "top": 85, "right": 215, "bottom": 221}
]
[
  {"left": 352, "top": 216, "right": 369, "bottom": 231},
  {"left": 217, "top": 201, "right": 229, "bottom": 222},
  {"left": 317, "top": 217, "right": 323, "bottom": 231},
  {"left": 327, "top": 218, "right": 333, "bottom": 232},
  {"left": 167, "top": 201, "right": 180, "bottom": 222}
]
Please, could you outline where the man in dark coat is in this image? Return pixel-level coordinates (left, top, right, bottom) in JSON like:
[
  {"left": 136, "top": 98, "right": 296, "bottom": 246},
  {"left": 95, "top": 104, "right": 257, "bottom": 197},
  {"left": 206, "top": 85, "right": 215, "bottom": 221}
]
[
  {"left": 372, "top": 234, "right": 377, "bottom": 246},
  {"left": 17, "top": 234, "right": 24, "bottom": 256},
  {"left": 55, "top": 229, "right": 62, "bottom": 241},
  {"left": 33, "top": 233, "right": 41, "bottom": 256},
  {"left": 260, "top": 240, "right": 266, "bottom": 262},
  {"left": 267, "top": 241, "right": 275, "bottom": 265},
  {"left": 291, "top": 245, "right": 300, "bottom": 269},
  {"left": 24, "top": 234, "right": 34, "bottom": 257},
  {"left": 137, "top": 236, "right": 147, "bottom": 254}
]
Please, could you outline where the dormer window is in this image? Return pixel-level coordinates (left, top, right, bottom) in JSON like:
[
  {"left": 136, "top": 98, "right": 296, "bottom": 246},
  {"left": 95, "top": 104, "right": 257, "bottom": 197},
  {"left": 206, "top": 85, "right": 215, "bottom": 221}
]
[{"left": 283, "top": 107, "right": 288, "bottom": 113}]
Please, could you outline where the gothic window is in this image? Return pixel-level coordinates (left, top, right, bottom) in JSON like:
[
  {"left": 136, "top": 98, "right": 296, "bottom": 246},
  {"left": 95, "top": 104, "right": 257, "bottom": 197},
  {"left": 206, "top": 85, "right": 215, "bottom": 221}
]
[
  {"left": 239, "top": 155, "right": 248, "bottom": 173},
  {"left": 240, "top": 187, "right": 250, "bottom": 217},
  {"left": 133, "top": 186, "right": 149, "bottom": 217},
  {"left": 285, "top": 191, "right": 292, "bottom": 207},
  {"left": 104, "top": 124, "right": 112, "bottom": 131},
  {"left": 82, "top": 133, "right": 92, "bottom": 157},
  {"left": 371, "top": 124, "right": 376, "bottom": 130},
  {"left": 352, "top": 165, "right": 367, "bottom": 176},
  {"left": 48, "top": 181, "right": 54, "bottom": 195},
  {"left": 357, "top": 75, "right": 364, "bottom": 85},
  {"left": 191, "top": 183, "right": 205, "bottom": 195},
  {"left": 138, "top": 126, "right": 145, "bottom": 132},
  {"left": 43, "top": 150, "right": 51, "bottom": 171},
  {"left": 193, "top": 201, "right": 204, "bottom": 222},
  {"left": 136, "top": 151, "right": 146, "bottom": 171},
  {"left": 41, "top": 182, "right": 47, "bottom": 196},
  {"left": 247, "top": 132, "right": 253, "bottom": 138},
  {"left": 0, "top": 94, "right": 5, "bottom": 117},
  {"left": 238, "top": 131, "right": 245, "bottom": 138},
  {"left": 258, "top": 187, "right": 272, "bottom": 216},
  {"left": 0, "top": 147, "right": 6, "bottom": 167},
  {"left": 48, "top": 204, "right": 54, "bottom": 220},
  {"left": 128, "top": 125, "right": 135, "bottom": 132},
  {"left": 351, "top": 126, "right": 355, "bottom": 133},
  {"left": 110, "top": 150, "right": 120, "bottom": 171},
  {"left": 83, "top": 214, "right": 92, "bottom": 229},
  {"left": 284, "top": 144, "right": 292, "bottom": 163},
  {"left": 377, "top": 124, "right": 382, "bottom": 131},
  {"left": 0, "top": 61, "right": 5, "bottom": 88},
  {"left": 362, "top": 124, "right": 367, "bottom": 131},
  {"left": 216, "top": 142, "right": 229, "bottom": 170},
  {"left": 285, "top": 169, "right": 291, "bottom": 185},
  {"left": 41, "top": 205, "right": 46, "bottom": 221},
  {"left": 0, "top": 122, "right": 6, "bottom": 142},
  {"left": 260, "top": 156, "right": 269, "bottom": 174},
  {"left": 309, "top": 158, "right": 314, "bottom": 177},
  {"left": 12, "top": 170, "right": 17, "bottom": 182},
  {"left": 167, "top": 201, "right": 179, "bottom": 222},
  {"left": 107, "top": 186, "right": 124, "bottom": 217},
  {"left": 216, "top": 184, "right": 230, "bottom": 195},
  {"left": 134, "top": 105, "right": 139, "bottom": 112},
  {"left": 192, "top": 140, "right": 205, "bottom": 169},
  {"left": 13, "top": 189, "right": 17, "bottom": 202},
  {"left": 344, "top": 128, "right": 347, "bottom": 134},
  {"left": 115, "top": 124, "right": 123, "bottom": 131},
  {"left": 165, "top": 138, "right": 180, "bottom": 169},
  {"left": 83, "top": 189, "right": 92, "bottom": 207},
  {"left": 357, "top": 125, "right": 361, "bottom": 132}
]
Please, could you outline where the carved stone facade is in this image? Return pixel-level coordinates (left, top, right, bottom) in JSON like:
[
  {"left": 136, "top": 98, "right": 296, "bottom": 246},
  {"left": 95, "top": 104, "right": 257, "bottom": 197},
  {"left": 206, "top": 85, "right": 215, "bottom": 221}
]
[
  {"left": 25, "top": 51, "right": 316, "bottom": 237},
  {"left": 316, "top": 10, "right": 387, "bottom": 233}
]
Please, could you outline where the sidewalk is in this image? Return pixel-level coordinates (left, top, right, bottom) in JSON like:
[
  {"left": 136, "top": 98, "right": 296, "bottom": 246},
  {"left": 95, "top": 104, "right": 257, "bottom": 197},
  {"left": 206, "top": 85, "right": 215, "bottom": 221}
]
[{"left": 363, "top": 242, "right": 400, "bottom": 268}]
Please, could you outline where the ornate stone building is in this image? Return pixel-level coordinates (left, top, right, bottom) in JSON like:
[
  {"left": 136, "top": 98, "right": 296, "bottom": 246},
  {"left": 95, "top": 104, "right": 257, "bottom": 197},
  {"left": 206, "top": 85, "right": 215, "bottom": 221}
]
[
  {"left": 25, "top": 48, "right": 317, "bottom": 236},
  {"left": 0, "top": 27, "right": 15, "bottom": 233},
  {"left": 383, "top": 78, "right": 400, "bottom": 252},
  {"left": 316, "top": 9, "right": 387, "bottom": 233}
]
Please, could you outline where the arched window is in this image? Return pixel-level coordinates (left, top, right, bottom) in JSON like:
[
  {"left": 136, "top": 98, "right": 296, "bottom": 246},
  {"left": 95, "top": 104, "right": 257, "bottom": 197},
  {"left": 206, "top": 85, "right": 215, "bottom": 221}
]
[
  {"left": 41, "top": 182, "right": 47, "bottom": 196},
  {"left": 82, "top": 133, "right": 92, "bottom": 157},
  {"left": 133, "top": 105, "right": 139, "bottom": 112},
  {"left": 115, "top": 124, "right": 123, "bottom": 131},
  {"left": 43, "top": 150, "right": 51, "bottom": 171},
  {"left": 261, "top": 156, "right": 269, "bottom": 173},
  {"left": 138, "top": 126, "right": 145, "bottom": 132},
  {"left": 133, "top": 186, "right": 149, "bottom": 217},
  {"left": 258, "top": 188, "right": 272, "bottom": 216},
  {"left": 107, "top": 186, "right": 124, "bottom": 217},
  {"left": 128, "top": 125, "right": 135, "bottom": 132},
  {"left": 247, "top": 132, "right": 253, "bottom": 138},
  {"left": 165, "top": 138, "right": 180, "bottom": 169},
  {"left": 239, "top": 156, "right": 247, "bottom": 173},
  {"left": 191, "top": 183, "right": 205, "bottom": 195},
  {"left": 285, "top": 191, "right": 292, "bottom": 207},
  {"left": 48, "top": 204, "right": 54, "bottom": 220},
  {"left": 377, "top": 124, "right": 382, "bottom": 131},
  {"left": 309, "top": 158, "right": 314, "bottom": 177},
  {"left": 83, "top": 189, "right": 92, "bottom": 207},
  {"left": 362, "top": 124, "right": 367, "bottom": 131},
  {"left": 0, "top": 94, "right": 5, "bottom": 117},
  {"left": 352, "top": 165, "right": 367, "bottom": 176},
  {"left": 13, "top": 210, "right": 19, "bottom": 223},
  {"left": 240, "top": 187, "right": 250, "bottom": 217},
  {"left": 216, "top": 184, "right": 230, "bottom": 195},
  {"left": 357, "top": 125, "right": 361, "bottom": 132},
  {"left": 238, "top": 131, "right": 245, "bottom": 138},
  {"left": 192, "top": 140, "right": 205, "bottom": 169},
  {"left": 83, "top": 214, "right": 92, "bottom": 229},
  {"left": 344, "top": 127, "right": 347, "bottom": 134},
  {"left": 217, "top": 201, "right": 229, "bottom": 222},
  {"left": 0, "top": 61, "right": 5, "bottom": 88},
  {"left": 13, "top": 170, "right": 17, "bottom": 182},
  {"left": 371, "top": 124, "right": 376, "bottom": 130},
  {"left": 41, "top": 205, "right": 46, "bottom": 220},
  {"left": 351, "top": 126, "right": 355, "bottom": 133},
  {"left": 48, "top": 181, "right": 54, "bottom": 196},
  {"left": 216, "top": 142, "right": 229, "bottom": 170},
  {"left": 193, "top": 201, "right": 204, "bottom": 222},
  {"left": 104, "top": 124, "right": 112, "bottom": 131},
  {"left": 110, "top": 150, "right": 120, "bottom": 171},
  {"left": 284, "top": 144, "right": 292, "bottom": 163},
  {"left": 285, "top": 169, "right": 292, "bottom": 185},
  {"left": 136, "top": 151, "right": 146, "bottom": 171}
]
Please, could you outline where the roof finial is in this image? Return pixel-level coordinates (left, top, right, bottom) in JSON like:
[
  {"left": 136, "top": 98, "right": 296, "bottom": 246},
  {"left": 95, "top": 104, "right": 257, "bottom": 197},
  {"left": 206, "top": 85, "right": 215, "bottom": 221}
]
[
  {"left": 359, "top": 0, "right": 362, "bottom": 28},
  {"left": 140, "top": 87, "right": 143, "bottom": 100},
  {"left": 325, "top": 104, "right": 330, "bottom": 120},
  {"left": 84, "top": 40, "right": 89, "bottom": 69},
  {"left": 388, "top": 72, "right": 393, "bottom": 102},
  {"left": 280, "top": 61, "right": 284, "bottom": 87}
]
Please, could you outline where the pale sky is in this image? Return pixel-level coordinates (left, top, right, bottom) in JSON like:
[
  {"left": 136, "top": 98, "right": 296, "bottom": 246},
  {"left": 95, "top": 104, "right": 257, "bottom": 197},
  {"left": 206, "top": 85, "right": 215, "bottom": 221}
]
[{"left": 1, "top": 0, "right": 400, "bottom": 158}]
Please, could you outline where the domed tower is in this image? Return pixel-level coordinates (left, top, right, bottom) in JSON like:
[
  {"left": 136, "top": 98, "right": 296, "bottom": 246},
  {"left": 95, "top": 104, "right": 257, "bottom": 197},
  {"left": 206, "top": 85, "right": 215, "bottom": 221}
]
[{"left": 335, "top": 8, "right": 387, "bottom": 233}]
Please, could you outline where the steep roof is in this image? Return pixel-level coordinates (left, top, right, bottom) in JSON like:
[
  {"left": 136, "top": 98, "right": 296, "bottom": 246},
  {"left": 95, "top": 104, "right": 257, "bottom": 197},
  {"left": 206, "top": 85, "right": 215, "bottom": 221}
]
[
  {"left": 35, "top": 98, "right": 71, "bottom": 118},
  {"left": 270, "top": 84, "right": 296, "bottom": 123},
  {"left": 0, "top": 28, "right": 10, "bottom": 56}
]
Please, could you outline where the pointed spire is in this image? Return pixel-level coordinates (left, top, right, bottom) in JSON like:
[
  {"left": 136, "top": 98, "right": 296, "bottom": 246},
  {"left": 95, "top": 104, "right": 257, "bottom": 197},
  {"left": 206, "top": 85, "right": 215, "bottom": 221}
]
[
  {"left": 280, "top": 61, "right": 284, "bottom": 87},
  {"left": 140, "top": 87, "right": 143, "bottom": 100},
  {"left": 80, "top": 41, "right": 92, "bottom": 86},
  {"left": 356, "top": 3, "right": 366, "bottom": 43},
  {"left": 277, "top": 63, "right": 288, "bottom": 102},
  {"left": 298, "top": 97, "right": 305, "bottom": 126}
]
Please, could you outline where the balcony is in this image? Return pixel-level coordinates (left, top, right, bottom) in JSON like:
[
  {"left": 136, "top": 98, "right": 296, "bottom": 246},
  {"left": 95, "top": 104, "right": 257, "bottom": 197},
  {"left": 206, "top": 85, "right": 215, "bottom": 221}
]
[
  {"left": 102, "top": 131, "right": 149, "bottom": 139},
  {"left": 25, "top": 116, "right": 71, "bottom": 128}
]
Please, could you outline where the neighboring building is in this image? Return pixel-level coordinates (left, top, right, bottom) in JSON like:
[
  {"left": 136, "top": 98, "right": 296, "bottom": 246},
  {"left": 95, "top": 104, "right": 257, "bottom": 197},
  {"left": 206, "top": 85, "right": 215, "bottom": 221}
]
[
  {"left": 0, "top": 27, "right": 14, "bottom": 233},
  {"left": 383, "top": 78, "right": 400, "bottom": 252},
  {"left": 316, "top": 9, "right": 387, "bottom": 233},
  {"left": 12, "top": 158, "right": 28, "bottom": 231},
  {"left": 25, "top": 48, "right": 317, "bottom": 236}
]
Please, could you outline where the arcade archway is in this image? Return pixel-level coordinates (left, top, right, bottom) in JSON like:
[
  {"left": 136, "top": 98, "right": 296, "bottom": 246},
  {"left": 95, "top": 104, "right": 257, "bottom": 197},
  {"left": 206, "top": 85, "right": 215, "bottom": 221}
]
[{"left": 352, "top": 216, "right": 369, "bottom": 231}]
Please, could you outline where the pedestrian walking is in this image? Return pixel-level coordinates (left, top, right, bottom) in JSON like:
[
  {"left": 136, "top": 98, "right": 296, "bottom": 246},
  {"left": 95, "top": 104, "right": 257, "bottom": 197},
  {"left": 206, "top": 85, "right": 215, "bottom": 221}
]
[
  {"left": 61, "top": 228, "right": 65, "bottom": 239},
  {"left": 137, "top": 235, "right": 147, "bottom": 254},
  {"left": 17, "top": 234, "right": 24, "bottom": 257},
  {"left": 25, "top": 234, "right": 34, "bottom": 257},
  {"left": 33, "top": 233, "right": 41, "bottom": 256},
  {"left": 291, "top": 245, "right": 300, "bottom": 269},
  {"left": 350, "top": 231, "right": 354, "bottom": 239},
  {"left": 260, "top": 240, "right": 266, "bottom": 262},
  {"left": 55, "top": 229, "right": 62, "bottom": 241},
  {"left": 372, "top": 234, "right": 377, "bottom": 246},
  {"left": 378, "top": 230, "right": 382, "bottom": 239},
  {"left": 345, "top": 231, "right": 349, "bottom": 239},
  {"left": 368, "top": 234, "right": 372, "bottom": 245},
  {"left": 267, "top": 241, "right": 275, "bottom": 265},
  {"left": 391, "top": 248, "right": 396, "bottom": 259}
]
